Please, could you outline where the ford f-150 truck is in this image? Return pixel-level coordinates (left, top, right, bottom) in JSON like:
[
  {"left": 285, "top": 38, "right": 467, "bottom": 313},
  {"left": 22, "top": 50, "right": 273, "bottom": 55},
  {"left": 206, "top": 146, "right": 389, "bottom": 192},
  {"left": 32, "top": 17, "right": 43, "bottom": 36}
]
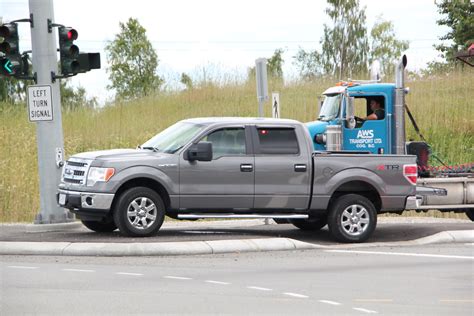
[{"left": 58, "top": 117, "right": 420, "bottom": 242}]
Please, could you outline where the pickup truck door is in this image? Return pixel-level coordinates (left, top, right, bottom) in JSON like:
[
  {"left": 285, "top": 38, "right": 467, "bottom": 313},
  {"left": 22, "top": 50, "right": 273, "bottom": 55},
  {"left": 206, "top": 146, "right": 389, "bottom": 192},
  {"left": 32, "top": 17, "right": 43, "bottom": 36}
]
[
  {"left": 252, "top": 126, "right": 311, "bottom": 210},
  {"left": 179, "top": 126, "right": 254, "bottom": 210}
]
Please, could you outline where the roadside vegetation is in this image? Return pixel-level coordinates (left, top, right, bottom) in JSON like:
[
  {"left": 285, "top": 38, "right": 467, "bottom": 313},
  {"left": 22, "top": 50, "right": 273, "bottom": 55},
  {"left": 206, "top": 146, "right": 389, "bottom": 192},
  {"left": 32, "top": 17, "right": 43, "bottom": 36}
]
[{"left": 1, "top": 69, "right": 473, "bottom": 222}]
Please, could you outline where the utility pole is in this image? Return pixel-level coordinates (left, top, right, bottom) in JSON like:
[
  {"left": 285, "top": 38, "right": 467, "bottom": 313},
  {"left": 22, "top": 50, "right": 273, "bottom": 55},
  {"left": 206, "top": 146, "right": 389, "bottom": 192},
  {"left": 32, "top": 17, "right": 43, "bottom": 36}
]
[{"left": 28, "top": 0, "right": 71, "bottom": 224}]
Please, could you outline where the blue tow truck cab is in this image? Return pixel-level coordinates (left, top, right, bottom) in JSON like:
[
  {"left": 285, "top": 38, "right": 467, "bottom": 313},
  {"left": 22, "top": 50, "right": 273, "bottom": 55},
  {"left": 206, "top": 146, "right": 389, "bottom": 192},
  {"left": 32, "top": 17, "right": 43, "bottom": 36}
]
[{"left": 306, "top": 82, "right": 397, "bottom": 155}]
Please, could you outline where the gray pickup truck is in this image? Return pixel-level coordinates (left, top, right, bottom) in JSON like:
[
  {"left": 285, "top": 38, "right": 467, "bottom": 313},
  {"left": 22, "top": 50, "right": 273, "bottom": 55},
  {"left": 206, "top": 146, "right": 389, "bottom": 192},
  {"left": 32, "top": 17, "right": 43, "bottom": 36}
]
[{"left": 58, "top": 117, "right": 420, "bottom": 242}]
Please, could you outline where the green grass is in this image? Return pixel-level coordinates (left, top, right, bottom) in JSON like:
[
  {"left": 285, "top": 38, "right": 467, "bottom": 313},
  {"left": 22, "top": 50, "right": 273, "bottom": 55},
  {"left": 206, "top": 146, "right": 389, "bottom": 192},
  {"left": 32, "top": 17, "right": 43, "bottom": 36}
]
[{"left": 1, "top": 70, "right": 473, "bottom": 222}]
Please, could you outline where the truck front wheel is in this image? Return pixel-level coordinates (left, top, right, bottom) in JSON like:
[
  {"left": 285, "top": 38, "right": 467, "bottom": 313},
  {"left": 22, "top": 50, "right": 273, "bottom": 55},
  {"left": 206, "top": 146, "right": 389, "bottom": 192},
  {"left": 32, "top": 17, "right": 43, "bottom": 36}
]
[
  {"left": 113, "top": 187, "right": 165, "bottom": 237},
  {"left": 328, "top": 194, "right": 377, "bottom": 243}
]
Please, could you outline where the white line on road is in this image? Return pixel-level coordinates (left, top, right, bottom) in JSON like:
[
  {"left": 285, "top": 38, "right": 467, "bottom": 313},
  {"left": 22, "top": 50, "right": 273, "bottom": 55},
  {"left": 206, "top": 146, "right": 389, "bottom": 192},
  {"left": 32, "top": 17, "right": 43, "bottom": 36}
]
[
  {"left": 318, "top": 300, "right": 341, "bottom": 306},
  {"left": 116, "top": 272, "right": 143, "bottom": 276},
  {"left": 205, "top": 280, "right": 230, "bottom": 285},
  {"left": 7, "top": 266, "right": 39, "bottom": 269},
  {"left": 62, "top": 269, "right": 95, "bottom": 273},
  {"left": 247, "top": 286, "right": 272, "bottom": 291},
  {"left": 164, "top": 276, "right": 192, "bottom": 280},
  {"left": 326, "top": 249, "right": 474, "bottom": 260},
  {"left": 353, "top": 307, "right": 378, "bottom": 314},
  {"left": 464, "top": 243, "right": 474, "bottom": 246},
  {"left": 283, "top": 292, "right": 309, "bottom": 298}
]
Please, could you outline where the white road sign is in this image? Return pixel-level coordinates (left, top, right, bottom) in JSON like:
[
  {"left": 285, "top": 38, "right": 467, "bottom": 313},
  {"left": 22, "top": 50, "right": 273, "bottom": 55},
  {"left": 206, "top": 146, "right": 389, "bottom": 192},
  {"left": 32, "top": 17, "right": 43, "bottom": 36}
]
[
  {"left": 28, "top": 85, "right": 53, "bottom": 122},
  {"left": 272, "top": 92, "right": 280, "bottom": 118}
]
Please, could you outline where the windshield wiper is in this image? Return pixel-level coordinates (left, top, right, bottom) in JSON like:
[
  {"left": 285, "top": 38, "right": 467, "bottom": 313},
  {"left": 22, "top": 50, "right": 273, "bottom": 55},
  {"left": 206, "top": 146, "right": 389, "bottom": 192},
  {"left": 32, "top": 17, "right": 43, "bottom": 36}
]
[{"left": 141, "top": 146, "right": 160, "bottom": 152}]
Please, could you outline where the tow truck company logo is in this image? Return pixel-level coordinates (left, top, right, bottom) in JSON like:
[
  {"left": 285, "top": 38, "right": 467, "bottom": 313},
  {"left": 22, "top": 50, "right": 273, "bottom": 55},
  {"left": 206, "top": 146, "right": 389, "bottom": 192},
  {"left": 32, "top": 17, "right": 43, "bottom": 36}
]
[{"left": 357, "top": 130, "right": 374, "bottom": 139}]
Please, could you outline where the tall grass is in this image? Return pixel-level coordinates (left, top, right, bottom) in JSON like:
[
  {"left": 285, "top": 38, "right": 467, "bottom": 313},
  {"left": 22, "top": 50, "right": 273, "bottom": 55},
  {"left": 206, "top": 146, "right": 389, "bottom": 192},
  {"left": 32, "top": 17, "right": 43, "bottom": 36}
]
[{"left": 1, "top": 70, "right": 473, "bottom": 222}]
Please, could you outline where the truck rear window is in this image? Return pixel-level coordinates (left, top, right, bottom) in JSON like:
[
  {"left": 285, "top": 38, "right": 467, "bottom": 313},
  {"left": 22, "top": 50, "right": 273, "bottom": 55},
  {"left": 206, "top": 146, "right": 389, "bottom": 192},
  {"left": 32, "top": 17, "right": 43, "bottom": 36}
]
[{"left": 256, "top": 128, "right": 299, "bottom": 154}]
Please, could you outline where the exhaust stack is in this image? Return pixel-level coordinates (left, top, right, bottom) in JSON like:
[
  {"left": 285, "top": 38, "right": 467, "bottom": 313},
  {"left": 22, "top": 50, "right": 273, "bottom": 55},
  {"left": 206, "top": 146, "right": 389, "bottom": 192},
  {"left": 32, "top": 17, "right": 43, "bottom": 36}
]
[{"left": 393, "top": 55, "right": 407, "bottom": 155}]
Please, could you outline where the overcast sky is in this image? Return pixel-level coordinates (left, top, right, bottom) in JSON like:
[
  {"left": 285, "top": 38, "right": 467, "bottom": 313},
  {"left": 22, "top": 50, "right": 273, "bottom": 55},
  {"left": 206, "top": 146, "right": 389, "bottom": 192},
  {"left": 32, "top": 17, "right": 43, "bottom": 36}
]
[{"left": 2, "top": 0, "right": 449, "bottom": 103}]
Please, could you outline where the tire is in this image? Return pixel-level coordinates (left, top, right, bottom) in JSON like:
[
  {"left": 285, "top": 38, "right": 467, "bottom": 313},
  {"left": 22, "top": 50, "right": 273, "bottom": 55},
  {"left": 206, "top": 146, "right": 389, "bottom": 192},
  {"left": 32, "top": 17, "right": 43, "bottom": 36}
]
[
  {"left": 465, "top": 209, "right": 474, "bottom": 222},
  {"left": 113, "top": 187, "right": 165, "bottom": 237},
  {"left": 290, "top": 217, "right": 327, "bottom": 231},
  {"left": 328, "top": 194, "right": 377, "bottom": 243},
  {"left": 81, "top": 218, "right": 117, "bottom": 232}
]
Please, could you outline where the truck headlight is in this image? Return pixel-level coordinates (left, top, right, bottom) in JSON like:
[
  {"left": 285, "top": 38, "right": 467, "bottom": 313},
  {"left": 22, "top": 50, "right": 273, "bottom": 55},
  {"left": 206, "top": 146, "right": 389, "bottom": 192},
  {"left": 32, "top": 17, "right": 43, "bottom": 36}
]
[{"left": 86, "top": 167, "right": 115, "bottom": 186}]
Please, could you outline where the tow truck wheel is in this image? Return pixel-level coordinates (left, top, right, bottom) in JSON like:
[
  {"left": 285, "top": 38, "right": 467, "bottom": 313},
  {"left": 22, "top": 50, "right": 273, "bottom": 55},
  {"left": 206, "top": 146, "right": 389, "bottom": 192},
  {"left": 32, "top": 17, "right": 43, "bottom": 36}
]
[
  {"left": 81, "top": 218, "right": 117, "bottom": 232},
  {"left": 290, "top": 217, "right": 327, "bottom": 231},
  {"left": 465, "top": 209, "right": 474, "bottom": 221},
  {"left": 328, "top": 194, "right": 377, "bottom": 243},
  {"left": 113, "top": 186, "right": 165, "bottom": 237}
]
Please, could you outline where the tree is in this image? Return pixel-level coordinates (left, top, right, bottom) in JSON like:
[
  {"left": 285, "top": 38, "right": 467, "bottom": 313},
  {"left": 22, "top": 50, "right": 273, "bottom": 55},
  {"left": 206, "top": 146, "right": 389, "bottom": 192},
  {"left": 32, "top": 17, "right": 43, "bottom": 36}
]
[
  {"left": 105, "top": 18, "right": 163, "bottom": 100},
  {"left": 247, "top": 49, "right": 285, "bottom": 81},
  {"left": 369, "top": 16, "right": 409, "bottom": 76},
  {"left": 294, "top": 0, "right": 369, "bottom": 79},
  {"left": 435, "top": 0, "right": 474, "bottom": 62},
  {"left": 180, "top": 73, "right": 193, "bottom": 90},
  {"left": 60, "top": 80, "right": 97, "bottom": 111}
]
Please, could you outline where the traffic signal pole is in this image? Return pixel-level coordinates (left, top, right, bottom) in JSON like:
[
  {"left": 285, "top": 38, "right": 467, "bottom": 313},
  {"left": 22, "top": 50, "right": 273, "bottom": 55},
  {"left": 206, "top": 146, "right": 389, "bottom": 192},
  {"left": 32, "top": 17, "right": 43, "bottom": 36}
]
[{"left": 28, "top": 0, "right": 71, "bottom": 224}]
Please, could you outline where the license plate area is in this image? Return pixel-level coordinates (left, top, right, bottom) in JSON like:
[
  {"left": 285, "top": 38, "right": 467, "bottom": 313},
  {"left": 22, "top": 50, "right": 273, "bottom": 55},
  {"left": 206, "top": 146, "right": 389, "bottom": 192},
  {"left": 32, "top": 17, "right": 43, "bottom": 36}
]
[{"left": 59, "top": 193, "right": 67, "bottom": 205}]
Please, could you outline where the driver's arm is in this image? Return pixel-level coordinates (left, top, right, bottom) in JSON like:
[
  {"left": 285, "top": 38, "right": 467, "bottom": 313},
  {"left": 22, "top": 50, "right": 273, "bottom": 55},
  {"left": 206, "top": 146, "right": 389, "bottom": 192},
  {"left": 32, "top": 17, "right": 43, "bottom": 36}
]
[{"left": 364, "top": 113, "right": 378, "bottom": 120}]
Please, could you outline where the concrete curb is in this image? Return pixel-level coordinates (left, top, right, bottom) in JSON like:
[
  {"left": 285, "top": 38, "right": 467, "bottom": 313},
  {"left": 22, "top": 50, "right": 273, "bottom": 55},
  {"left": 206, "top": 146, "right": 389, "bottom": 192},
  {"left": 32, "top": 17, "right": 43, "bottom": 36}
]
[
  {"left": 0, "top": 238, "right": 321, "bottom": 257},
  {"left": 0, "top": 230, "right": 472, "bottom": 257}
]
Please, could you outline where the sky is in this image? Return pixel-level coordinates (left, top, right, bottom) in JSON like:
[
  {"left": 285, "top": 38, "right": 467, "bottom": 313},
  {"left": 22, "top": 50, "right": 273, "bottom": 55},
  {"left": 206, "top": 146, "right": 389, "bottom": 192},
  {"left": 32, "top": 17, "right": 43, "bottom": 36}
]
[{"left": 1, "top": 0, "right": 450, "bottom": 103}]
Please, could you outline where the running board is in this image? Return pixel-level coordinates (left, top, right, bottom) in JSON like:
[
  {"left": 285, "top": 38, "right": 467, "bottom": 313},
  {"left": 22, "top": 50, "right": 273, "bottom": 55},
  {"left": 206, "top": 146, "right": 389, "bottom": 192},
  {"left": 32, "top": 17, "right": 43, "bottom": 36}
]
[
  {"left": 416, "top": 204, "right": 474, "bottom": 210},
  {"left": 177, "top": 213, "right": 309, "bottom": 219}
]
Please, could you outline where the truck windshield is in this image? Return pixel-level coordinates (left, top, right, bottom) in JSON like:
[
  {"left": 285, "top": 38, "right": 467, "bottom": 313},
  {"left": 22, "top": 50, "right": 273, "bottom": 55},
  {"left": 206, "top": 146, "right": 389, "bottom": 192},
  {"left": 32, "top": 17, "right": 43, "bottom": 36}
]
[
  {"left": 318, "top": 94, "right": 342, "bottom": 121},
  {"left": 141, "top": 122, "right": 205, "bottom": 154}
]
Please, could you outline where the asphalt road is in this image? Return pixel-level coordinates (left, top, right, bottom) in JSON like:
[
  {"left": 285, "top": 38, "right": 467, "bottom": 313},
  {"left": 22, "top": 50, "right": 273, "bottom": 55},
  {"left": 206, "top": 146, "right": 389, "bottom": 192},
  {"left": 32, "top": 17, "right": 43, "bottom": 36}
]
[
  {"left": 1, "top": 244, "right": 473, "bottom": 315},
  {"left": 1, "top": 218, "right": 473, "bottom": 245}
]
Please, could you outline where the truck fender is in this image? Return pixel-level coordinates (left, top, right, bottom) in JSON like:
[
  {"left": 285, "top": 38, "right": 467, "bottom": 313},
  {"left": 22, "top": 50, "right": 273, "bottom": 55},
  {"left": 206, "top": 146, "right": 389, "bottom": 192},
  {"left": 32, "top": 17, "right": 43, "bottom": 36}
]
[{"left": 324, "top": 168, "right": 385, "bottom": 197}]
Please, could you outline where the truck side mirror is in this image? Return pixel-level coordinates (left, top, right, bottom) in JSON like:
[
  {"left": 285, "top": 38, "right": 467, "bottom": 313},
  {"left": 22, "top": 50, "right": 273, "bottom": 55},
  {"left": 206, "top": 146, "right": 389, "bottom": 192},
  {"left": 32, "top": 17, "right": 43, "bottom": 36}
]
[
  {"left": 346, "top": 96, "right": 356, "bottom": 129},
  {"left": 186, "top": 142, "right": 213, "bottom": 161}
]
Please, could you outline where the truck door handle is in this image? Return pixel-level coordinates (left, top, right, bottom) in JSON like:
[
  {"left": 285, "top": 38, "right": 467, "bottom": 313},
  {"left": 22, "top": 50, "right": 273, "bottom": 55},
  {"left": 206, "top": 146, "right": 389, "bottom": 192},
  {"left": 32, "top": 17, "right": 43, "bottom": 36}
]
[
  {"left": 294, "top": 164, "right": 307, "bottom": 172},
  {"left": 240, "top": 164, "right": 253, "bottom": 172}
]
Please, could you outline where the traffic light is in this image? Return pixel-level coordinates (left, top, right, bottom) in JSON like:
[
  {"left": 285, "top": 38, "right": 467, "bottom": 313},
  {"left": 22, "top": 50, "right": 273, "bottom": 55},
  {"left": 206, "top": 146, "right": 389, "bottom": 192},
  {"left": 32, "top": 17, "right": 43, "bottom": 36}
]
[
  {"left": 58, "top": 26, "right": 79, "bottom": 75},
  {"left": 77, "top": 53, "right": 101, "bottom": 73},
  {"left": 0, "top": 22, "right": 22, "bottom": 76}
]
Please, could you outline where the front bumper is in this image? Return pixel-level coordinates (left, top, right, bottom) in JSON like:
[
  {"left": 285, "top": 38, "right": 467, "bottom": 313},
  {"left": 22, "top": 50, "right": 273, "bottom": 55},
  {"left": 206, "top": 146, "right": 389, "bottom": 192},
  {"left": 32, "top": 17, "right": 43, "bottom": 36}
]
[
  {"left": 57, "top": 189, "right": 115, "bottom": 211},
  {"left": 405, "top": 195, "right": 423, "bottom": 210}
]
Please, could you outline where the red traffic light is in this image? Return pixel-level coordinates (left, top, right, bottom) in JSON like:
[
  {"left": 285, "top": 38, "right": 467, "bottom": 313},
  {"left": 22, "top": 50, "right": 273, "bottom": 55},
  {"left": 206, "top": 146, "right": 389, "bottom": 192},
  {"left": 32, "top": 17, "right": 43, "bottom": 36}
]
[{"left": 67, "top": 29, "right": 78, "bottom": 41}]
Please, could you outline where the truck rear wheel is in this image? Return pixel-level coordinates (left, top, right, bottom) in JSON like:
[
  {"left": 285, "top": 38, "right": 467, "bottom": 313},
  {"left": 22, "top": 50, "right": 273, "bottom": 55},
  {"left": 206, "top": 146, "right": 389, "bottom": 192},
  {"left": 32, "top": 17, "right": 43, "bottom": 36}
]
[
  {"left": 81, "top": 218, "right": 117, "bottom": 232},
  {"left": 328, "top": 194, "right": 377, "bottom": 243},
  {"left": 290, "top": 217, "right": 327, "bottom": 231},
  {"left": 113, "top": 187, "right": 165, "bottom": 237}
]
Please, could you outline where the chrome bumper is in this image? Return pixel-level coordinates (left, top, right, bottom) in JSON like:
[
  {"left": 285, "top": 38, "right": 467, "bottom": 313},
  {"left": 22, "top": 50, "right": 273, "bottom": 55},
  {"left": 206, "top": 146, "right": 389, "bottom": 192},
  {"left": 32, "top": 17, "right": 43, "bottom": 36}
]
[
  {"left": 57, "top": 189, "right": 115, "bottom": 210},
  {"left": 405, "top": 195, "right": 423, "bottom": 210}
]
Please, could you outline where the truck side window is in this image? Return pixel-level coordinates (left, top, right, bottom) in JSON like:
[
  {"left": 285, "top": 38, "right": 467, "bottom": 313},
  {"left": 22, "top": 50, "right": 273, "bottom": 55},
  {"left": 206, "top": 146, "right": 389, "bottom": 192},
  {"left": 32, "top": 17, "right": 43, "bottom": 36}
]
[
  {"left": 200, "top": 128, "right": 246, "bottom": 159},
  {"left": 256, "top": 128, "right": 299, "bottom": 155}
]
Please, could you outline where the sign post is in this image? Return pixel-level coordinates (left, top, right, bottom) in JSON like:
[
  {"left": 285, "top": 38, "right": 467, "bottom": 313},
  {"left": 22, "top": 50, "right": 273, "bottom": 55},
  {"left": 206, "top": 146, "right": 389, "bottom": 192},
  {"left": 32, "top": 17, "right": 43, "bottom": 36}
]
[
  {"left": 255, "top": 58, "right": 268, "bottom": 117},
  {"left": 29, "top": 0, "right": 71, "bottom": 224}
]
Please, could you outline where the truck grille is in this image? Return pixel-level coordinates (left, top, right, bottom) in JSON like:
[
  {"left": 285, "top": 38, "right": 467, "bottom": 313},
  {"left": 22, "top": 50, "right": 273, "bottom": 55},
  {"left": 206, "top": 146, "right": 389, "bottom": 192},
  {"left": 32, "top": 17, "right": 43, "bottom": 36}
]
[{"left": 62, "top": 158, "right": 92, "bottom": 185}]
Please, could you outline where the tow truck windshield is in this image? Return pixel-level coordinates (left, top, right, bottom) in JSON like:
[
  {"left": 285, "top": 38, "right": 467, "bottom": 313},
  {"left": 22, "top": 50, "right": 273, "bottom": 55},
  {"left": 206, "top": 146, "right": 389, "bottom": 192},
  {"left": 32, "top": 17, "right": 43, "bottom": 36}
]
[{"left": 318, "top": 94, "right": 342, "bottom": 121}]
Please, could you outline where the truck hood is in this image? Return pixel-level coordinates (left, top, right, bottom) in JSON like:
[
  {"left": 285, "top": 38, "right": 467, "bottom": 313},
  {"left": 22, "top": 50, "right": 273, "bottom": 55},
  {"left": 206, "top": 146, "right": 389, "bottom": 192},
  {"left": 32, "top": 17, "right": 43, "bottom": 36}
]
[{"left": 73, "top": 149, "right": 170, "bottom": 161}]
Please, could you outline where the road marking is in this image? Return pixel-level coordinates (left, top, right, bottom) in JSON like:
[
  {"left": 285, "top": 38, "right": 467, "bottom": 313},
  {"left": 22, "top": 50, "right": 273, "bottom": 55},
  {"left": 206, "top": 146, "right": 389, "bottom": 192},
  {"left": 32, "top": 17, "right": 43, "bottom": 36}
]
[
  {"left": 164, "top": 276, "right": 192, "bottom": 280},
  {"left": 464, "top": 243, "right": 474, "bottom": 246},
  {"left": 205, "top": 280, "right": 230, "bottom": 285},
  {"left": 247, "top": 286, "right": 272, "bottom": 291},
  {"left": 283, "top": 292, "right": 308, "bottom": 298},
  {"left": 62, "top": 269, "right": 95, "bottom": 273},
  {"left": 116, "top": 272, "right": 143, "bottom": 276},
  {"left": 354, "top": 299, "right": 393, "bottom": 303},
  {"left": 7, "top": 266, "right": 39, "bottom": 269},
  {"left": 326, "top": 249, "right": 474, "bottom": 260},
  {"left": 318, "top": 300, "right": 341, "bottom": 306},
  {"left": 440, "top": 299, "right": 474, "bottom": 303},
  {"left": 353, "top": 307, "right": 378, "bottom": 314}
]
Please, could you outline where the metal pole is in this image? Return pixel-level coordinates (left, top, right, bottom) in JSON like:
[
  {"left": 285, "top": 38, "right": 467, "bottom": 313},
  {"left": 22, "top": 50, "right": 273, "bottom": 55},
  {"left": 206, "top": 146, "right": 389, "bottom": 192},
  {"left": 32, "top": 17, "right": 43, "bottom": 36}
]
[{"left": 29, "top": 0, "right": 71, "bottom": 223}]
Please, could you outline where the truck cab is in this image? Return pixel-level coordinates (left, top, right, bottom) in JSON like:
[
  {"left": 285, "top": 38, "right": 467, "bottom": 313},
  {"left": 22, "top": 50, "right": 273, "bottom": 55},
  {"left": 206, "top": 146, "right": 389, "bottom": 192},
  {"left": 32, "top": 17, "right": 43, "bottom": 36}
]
[{"left": 307, "top": 82, "right": 395, "bottom": 155}]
